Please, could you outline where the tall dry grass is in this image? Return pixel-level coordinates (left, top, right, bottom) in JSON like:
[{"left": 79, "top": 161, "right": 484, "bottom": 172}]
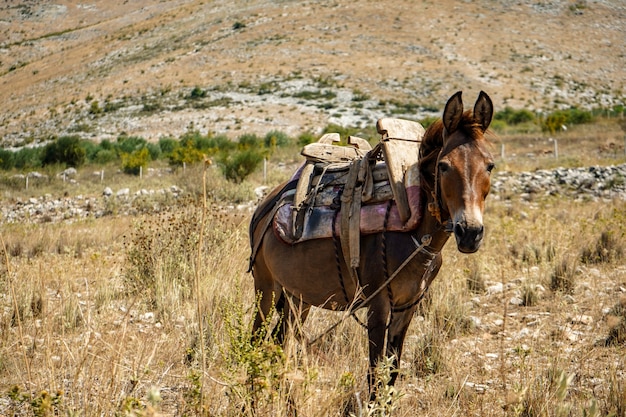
[{"left": 1, "top": 124, "right": 626, "bottom": 415}]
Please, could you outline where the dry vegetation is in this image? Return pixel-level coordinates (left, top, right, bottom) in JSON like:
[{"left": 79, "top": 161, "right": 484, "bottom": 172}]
[
  {"left": 1, "top": 145, "right": 625, "bottom": 415},
  {"left": 1, "top": 0, "right": 625, "bottom": 415}
]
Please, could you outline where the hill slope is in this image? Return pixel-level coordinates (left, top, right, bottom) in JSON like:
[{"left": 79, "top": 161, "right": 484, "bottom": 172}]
[{"left": 0, "top": 0, "right": 624, "bottom": 145}]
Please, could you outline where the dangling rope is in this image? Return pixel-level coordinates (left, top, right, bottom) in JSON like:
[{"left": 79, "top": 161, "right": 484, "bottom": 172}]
[{"left": 307, "top": 233, "right": 433, "bottom": 346}]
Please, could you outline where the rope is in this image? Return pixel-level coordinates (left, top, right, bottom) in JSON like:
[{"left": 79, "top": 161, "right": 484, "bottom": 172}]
[{"left": 307, "top": 233, "right": 433, "bottom": 346}]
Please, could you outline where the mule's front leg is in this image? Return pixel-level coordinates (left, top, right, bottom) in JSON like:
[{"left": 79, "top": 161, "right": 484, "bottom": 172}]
[
  {"left": 385, "top": 307, "right": 418, "bottom": 385},
  {"left": 366, "top": 298, "right": 391, "bottom": 389}
]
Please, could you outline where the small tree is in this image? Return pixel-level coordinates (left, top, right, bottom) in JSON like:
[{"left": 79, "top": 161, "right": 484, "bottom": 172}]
[
  {"left": 218, "top": 148, "right": 264, "bottom": 183},
  {"left": 167, "top": 141, "right": 204, "bottom": 167},
  {"left": 121, "top": 148, "right": 150, "bottom": 175},
  {"left": 42, "top": 135, "right": 86, "bottom": 167}
]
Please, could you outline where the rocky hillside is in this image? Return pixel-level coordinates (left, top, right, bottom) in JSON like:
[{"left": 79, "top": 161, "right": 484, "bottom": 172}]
[{"left": 0, "top": 0, "right": 624, "bottom": 146}]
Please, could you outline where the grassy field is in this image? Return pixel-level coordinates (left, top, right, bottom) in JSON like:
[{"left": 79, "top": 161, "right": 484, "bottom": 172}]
[{"left": 1, "top": 122, "right": 626, "bottom": 416}]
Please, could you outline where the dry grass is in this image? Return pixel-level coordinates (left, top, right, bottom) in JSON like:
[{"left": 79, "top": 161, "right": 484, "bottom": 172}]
[{"left": 1, "top": 162, "right": 625, "bottom": 416}]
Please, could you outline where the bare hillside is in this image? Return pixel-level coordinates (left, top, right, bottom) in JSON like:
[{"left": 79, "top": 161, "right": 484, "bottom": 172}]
[{"left": 0, "top": 0, "right": 624, "bottom": 145}]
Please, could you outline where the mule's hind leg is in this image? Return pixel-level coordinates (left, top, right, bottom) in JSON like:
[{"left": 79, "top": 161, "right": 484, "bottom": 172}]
[
  {"left": 251, "top": 259, "right": 283, "bottom": 342},
  {"left": 272, "top": 293, "right": 311, "bottom": 345}
]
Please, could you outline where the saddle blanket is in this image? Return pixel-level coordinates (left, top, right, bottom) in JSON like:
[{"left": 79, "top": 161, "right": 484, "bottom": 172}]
[{"left": 273, "top": 184, "right": 424, "bottom": 244}]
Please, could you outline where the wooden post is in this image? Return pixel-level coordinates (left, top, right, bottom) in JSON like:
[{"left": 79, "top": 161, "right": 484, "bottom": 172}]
[
  {"left": 554, "top": 138, "right": 558, "bottom": 159},
  {"left": 101, "top": 170, "right": 104, "bottom": 183},
  {"left": 140, "top": 166, "right": 143, "bottom": 179},
  {"left": 25, "top": 176, "right": 28, "bottom": 190},
  {"left": 263, "top": 158, "right": 267, "bottom": 184},
  {"left": 501, "top": 143, "right": 505, "bottom": 160}
]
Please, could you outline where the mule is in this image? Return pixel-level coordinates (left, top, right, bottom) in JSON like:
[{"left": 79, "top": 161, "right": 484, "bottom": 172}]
[{"left": 249, "top": 91, "right": 494, "bottom": 388}]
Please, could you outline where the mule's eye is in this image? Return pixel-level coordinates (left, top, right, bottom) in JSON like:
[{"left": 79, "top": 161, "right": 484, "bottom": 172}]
[
  {"left": 438, "top": 161, "right": 450, "bottom": 173},
  {"left": 486, "top": 162, "right": 495, "bottom": 173}
]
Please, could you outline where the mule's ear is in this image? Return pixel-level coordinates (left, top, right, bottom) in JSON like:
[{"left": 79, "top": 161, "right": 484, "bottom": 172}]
[
  {"left": 473, "top": 91, "right": 493, "bottom": 132},
  {"left": 443, "top": 91, "right": 463, "bottom": 135}
]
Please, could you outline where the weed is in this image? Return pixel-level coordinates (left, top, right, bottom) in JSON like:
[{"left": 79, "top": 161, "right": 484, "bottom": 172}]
[
  {"left": 357, "top": 355, "right": 403, "bottom": 417},
  {"left": 465, "top": 262, "right": 486, "bottom": 294},
  {"left": 520, "top": 283, "right": 539, "bottom": 307},
  {"left": 581, "top": 231, "right": 624, "bottom": 264},
  {"left": 410, "top": 331, "right": 447, "bottom": 377},
  {"left": 221, "top": 295, "right": 287, "bottom": 413},
  {"left": 550, "top": 258, "right": 577, "bottom": 294},
  {"left": 604, "top": 296, "right": 626, "bottom": 346}
]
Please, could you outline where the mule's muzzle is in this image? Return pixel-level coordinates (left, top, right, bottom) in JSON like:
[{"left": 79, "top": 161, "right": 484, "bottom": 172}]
[{"left": 453, "top": 221, "right": 484, "bottom": 253}]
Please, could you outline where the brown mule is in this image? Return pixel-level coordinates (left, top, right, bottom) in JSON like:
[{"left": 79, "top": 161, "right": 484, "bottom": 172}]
[{"left": 249, "top": 91, "right": 494, "bottom": 388}]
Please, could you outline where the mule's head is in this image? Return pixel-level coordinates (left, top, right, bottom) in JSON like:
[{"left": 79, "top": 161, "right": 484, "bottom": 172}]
[{"left": 437, "top": 91, "right": 494, "bottom": 253}]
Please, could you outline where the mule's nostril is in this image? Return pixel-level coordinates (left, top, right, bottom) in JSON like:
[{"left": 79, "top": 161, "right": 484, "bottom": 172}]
[{"left": 454, "top": 223, "right": 465, "bottom": 237}]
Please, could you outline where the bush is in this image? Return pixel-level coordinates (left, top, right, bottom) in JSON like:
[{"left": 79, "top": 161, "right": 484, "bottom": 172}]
[
  {"left": 167, "top": 142, "right": 205, "bottom": 167},
  {"left": 581, "top": 231, "right": 623, "bottom": 264},
  {"left": 208, "top": 134, "right": 236, "bottom": 152},
  {"left": 188, "top": 86, "right": 206, "bottom": 99},
  {"left": 13, "top": 147, "right": 43, "bottom": 169},
  {"left": 218, "top": 148, "right": 264, "bottom": 183},
  {"left": 297, "top": 131, "right": 317, "bottom": 147},
  {"left": 238, "top": 133, "right": 262, "bottom": 149},
  {"left": 0, "top": 149, "right": 15, "bottom": 170},
  {"left": 146, "top": 143, "right": 162, "bottom": 160},
  {"left": 121, "top": 148, "right": 150, "bottom": 175},
  {"left": 542, "top": 108, "right": 594, "bottom": 133},
  {"left": 495, "top": 107, "right": 536, "bottom": 125},
  {"left": 42, "top": 136, "right": 86, "bottom": 168},
  {"left": 80, "top": 140, "right": 100, "bottom": 162},
  {"left": 263, "top": 130, "right": 292, "bottom": 148},
  {"left": 116, "top": 135, "right": 147, "bottom": 155},
  {"left": 93, "top": 149, "right": 117, "bottom": 164},
  {"left": 158, "top": 137, "right": 178, "bottom": 155}
]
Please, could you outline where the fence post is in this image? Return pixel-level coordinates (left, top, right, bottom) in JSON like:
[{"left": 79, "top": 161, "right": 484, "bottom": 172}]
[
  {"left": 25, "top": 176, "right": 28, "bottom": 190},
  {"left": 501, "top": 143, "right": 505, "bottom": 160},
  {"left": 101, "top": 170, "right": 104, "bottom": 183},
  {"left": 554, "top": 138, "right": 558, "bottom": 159}
]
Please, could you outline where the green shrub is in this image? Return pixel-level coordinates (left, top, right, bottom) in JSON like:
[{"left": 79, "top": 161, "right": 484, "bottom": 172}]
[
  {"left": 542, "top": 112, "right": 568, "bottom": 134},
  {"left": 188, "top": 86, "right": 206, "bottom": 99},
  {"left": 158, "top": 137, "right": 178, "bottom": 155},
  {"left": 206, "top": 134, "right": 236, "bottom": 153},
  {"left": 80, "top": 140, "right": 100, "bottom": 161},
  {"left": 116, "top": 135, "right": 147, "bottom": 155},
  {"left": 0, "top": 149, "right": 15, "bottom": 170},
  {"left": 238, "top": 133, "right": 262, "bottom": 149},
  {"left": 495, "top": 107, "right": 536, "bottom": 125},
  {"left": 297, "top": 131, "right": 317, "bottom": 147},
  {"left": 13, "top": 147, "right": 43, "bottom": 169},
  {"left": 146, "top": 143, "right": 162, "bottom": 160},
  {"left": 93, "top": 149, "right": 117, "bottom": 164},
  {"left": 263, "top": 130, "right": 291, "bottom": 148},
  {"left": 218, "top": 148, "right": 264, "bottom": 183},
  {"left": 42, "top": 135, "right": 86, "bottom": 167}
]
